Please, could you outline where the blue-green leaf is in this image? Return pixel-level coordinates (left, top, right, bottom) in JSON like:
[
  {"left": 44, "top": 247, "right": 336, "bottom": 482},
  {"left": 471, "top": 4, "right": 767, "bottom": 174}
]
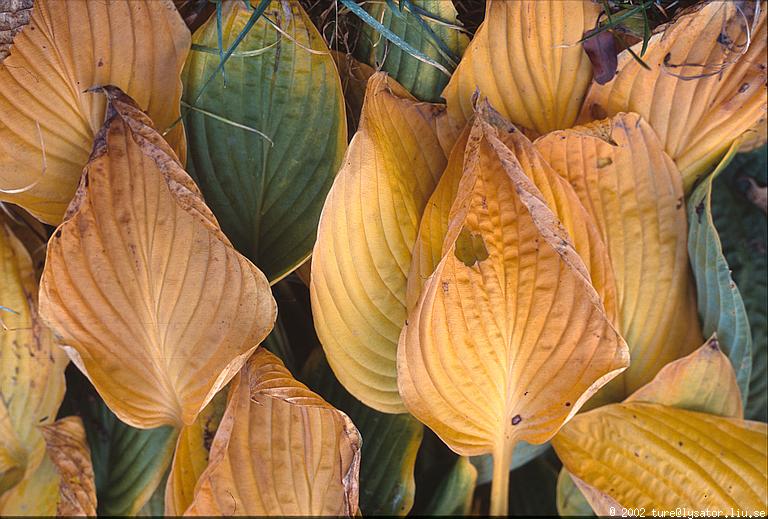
[
  {"left": 352, "top": 0, "right": 468, "bottom": 101},
  {"left": 711, "top": 146, "right": 768, "bottom": 421},
  {"left": 182, "top": 0, "right": 346, "bottom": 282},
  {"left": 687, "top": 141, "right": 753, "bottom": 407}
]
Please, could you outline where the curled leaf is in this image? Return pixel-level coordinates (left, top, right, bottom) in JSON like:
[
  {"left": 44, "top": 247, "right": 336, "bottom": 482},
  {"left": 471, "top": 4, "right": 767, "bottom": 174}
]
[
  {"left": 553, "top": 402, "right": 768, "bottom": 512},
  {"left": 0, "top": 219, "right": 67, "bottom": 493},
  {"left": 40, "top": 416, "right": 97, "bottom": 517},
  {"left": 579, "top": 1, "right": 768, "bottom": 191},
  {"left": 185, "top": 349, "right": 362, "bottom": 516},
  {"left": 0, "top": 0, "right": 190, "bottom": 224},
  {"left": 39, "top": 88, "right": 276, "bottom": 428},
  {"left": 311, "top": 73, "right": 450, "bottom": 413},
  {"left": 398, "top": 102, "right": 628, "bottom": 514},
  {"left": 536, "top": 113, "right": 703, "bottom": 402},
  {"left": 442, "top": 0, "right": 601, "bottom": 135},
  {"left": 183, "top": 0, "right": 346, "bottom": 282},
  {"left": 165, "top": 390, "right": 227, "bottom": 516}
]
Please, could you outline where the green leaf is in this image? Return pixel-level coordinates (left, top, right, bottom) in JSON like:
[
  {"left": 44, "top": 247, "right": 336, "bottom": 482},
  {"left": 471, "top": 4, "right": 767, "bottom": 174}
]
[
  {"left": 711, "top": 146, "right": 768, "bottom": 422},
  {"left": 423, "top": 456, "right": 477, "bottom": 515},
  {"left": 301, "top": 349, "right": 423, "bottom": 516},
  {"left": 507, "top": 456, "right": 559, "bottom": 516},
  {"left": 353, "top": 0, "right": 468, "bottom": 101},
  {"left": 687, "top": 141, "right": 753, "bottom": 407},
  {"left": 556, "top": 469, "right": 595, "bottom": 517},
  {"left": 182, "top": 0, "right": 346, "bottom": 282},
  {"left": 61, "top": 368, "right": 178, "bottom": 516}
]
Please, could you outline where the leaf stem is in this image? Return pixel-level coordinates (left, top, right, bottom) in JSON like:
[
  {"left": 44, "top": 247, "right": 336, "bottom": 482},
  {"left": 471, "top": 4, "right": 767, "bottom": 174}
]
[{"left": 490, "top": 440, "right": 514, "bottom": 516}]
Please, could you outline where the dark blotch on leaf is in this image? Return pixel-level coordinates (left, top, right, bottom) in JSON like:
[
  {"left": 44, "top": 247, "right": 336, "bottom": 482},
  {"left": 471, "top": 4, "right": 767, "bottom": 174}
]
[{"left": 511, "top": 415, "right": 522, "bottom": 426}]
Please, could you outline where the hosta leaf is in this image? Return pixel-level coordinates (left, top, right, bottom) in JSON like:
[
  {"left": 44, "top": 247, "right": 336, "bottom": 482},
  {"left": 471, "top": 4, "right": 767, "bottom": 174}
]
[
  {"left": 62, "top": 369, "right": 178, "bottom": 517},
  {"left": 579, "top": 1, "right": 768, "bottom": 192},
  {"left": 39, "top": 416, "right": 97, "bottom": 516},
  {"left": 557, "top": 335, "right": 746, "bottom": 516},
  {"left": 0, "top": 220, "right": 67, "bottom": 493},
  {"left": 354, "top": 0, "right": 469, "bottom": 102},
  {"left": 186, "top": 349, "right": 362, "bottom": 516},
  {"left": 423, "top": 456, "right": 477, "bottom": 516},
  {"left": 536, "top": 113, "right": 703, "bottom": 402},
  {"left": 711, "top": 146, "right": 768, "bottom": 421},
  {"left": 398, "top": 102, "right": 628, "bottom": 514},
  {"left": 471, "top": 442, "right": 550, "bottom": 486},
  {"left": 688, "top": 141, "right": 753, "bottom": 407},
  {"left": 553, "top": 402, "right": 768, "bottom": 512},
  {"left": 626, "top": 336, "right": 744, "bottom": 419},
  {"left": 556, "top": 468, "right": 594, "bottom": 517},
  {"left": 302, "top": 348, "right": 423, "bottom": 516},
  {"left": 38, "top": 88, "right": 276, "bottom": 428},
  {"left": 408, "top": 110, "right": 620, "bottom": 328},
  {"left": 311, "top": 73, "right": 451, "bottom": 413},
  {"left": 331, "top": 51, "right": 375, "bottom": 134},
  {"left": 182, "top": 0, "right": 346, "bottom": 282},
  {"left": 0, "top": 446, "right": 58, "bottom": 515},
  {"left": 0, "top": 0, "right": 189, "bottom": 224},
  {"left": 442, "top": 0, "right": 600, "bottom": 136},
  {"left": 165, "top": 390, "right": 227, "bottom": 515},
  {"left": 507, "top": 457, "right": 558, "bottom": 516}
]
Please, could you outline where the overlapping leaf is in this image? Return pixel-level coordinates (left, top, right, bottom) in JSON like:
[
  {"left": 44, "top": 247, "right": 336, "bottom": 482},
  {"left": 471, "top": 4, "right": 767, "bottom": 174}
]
[
  {"left": 61, "top": 369, "right": 179, "bottom": 517},
  {"left": 422, "top": 456, "right": 477, "bottom": 515},
  {"left": 442, "top": 0, "right": 601, "bottom": 136},
  {"left": 536, "top": 113, "right": 703, "bottom": 402},
  {"left": 556, "top": 336, "right": 748, "bottom": 515},
  {"left": 38, "top": 88, "right": 276, "bottom": 429},
  {"left": 302, "top": 349, "right": 423, "bottom": 516},
  {"left": 39, "top": 416, "right": 97, "bottom": 516},
  {"left": 354, "top": 0, "right": 469, "bottom": 102},
  {"left": 688, "top": 141, "right": 754, "bottom": 407},
  {"left": 0, "top": 220, "right": 67, "bottom": 494},
  {"left": 710, "top": 146, "right": 768, "bottom": 421},
  {"left": 182, "top": 0, "right": 346, "bottom": 282},
  {"left": 0, "top": 0, "right": 189, "bottom": 224},
  {"left": 579, "top": 1, "right": 768, "bottom": 191},
  {"left": 311, "top": 73, "right": 451, "bottom": 413},
  {"left": 185, "top": 349, "right": 362, "bottom": 516},
  {"left": 165, "top": 390, "right": 227, "bottom": 516},
  {"left": 398, "top": 103, "right": 628, "bottom": 514},
  {"left": 553, "top": 402, "right": 767, "bottom": 512}
]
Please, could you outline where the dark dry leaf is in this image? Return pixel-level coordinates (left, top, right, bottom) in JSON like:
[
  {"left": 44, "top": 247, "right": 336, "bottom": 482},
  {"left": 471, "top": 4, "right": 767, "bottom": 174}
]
[{"left": 583, "top": 28, "right": 618, "bottom": 84}]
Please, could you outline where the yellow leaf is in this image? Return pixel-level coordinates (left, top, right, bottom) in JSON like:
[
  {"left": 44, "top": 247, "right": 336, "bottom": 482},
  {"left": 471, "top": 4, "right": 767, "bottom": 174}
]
[
  {"left": 185, "top": 348, "right": 362, "bottom": 516},
  {"left": 553, "top": 402, "right": 768, "bottom": 512},
  {"left": 579, "top": 2, "right": 767, "bottom": 192},
  {"left": 0, "top": 447, "right": 59, "bottom": 516},
  {"left": 442, "top": 0, "right": 600, "bottom": 136},
  {"left": 407, "top": 109, "right": 619, "bottom": 323},
  {"left": 0, "top": 220, "right": 67, "bottom": 493},
  {"left": 0, "top": 0, "right": 190, "bottom": 224},
  {"left": 40, "top": 416, "right": 97, "bottom": 517},
  {"left": 397, "top": 102, "right": 628, "bottom": 514},
  {"left": 165, "top": 390, "right": 227, "bottom": 516},
  {"left": 38, "top": 88, "right": 276, "bottom": 428},
  {"left": 311, "top": 73, "right": 451, "bottom": 413},
  {"left": 626, "top": 335, "right": 743, "bottom": 419},
  {"left": 535, "top": 113, "right": 702, "bottom": 402}
]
